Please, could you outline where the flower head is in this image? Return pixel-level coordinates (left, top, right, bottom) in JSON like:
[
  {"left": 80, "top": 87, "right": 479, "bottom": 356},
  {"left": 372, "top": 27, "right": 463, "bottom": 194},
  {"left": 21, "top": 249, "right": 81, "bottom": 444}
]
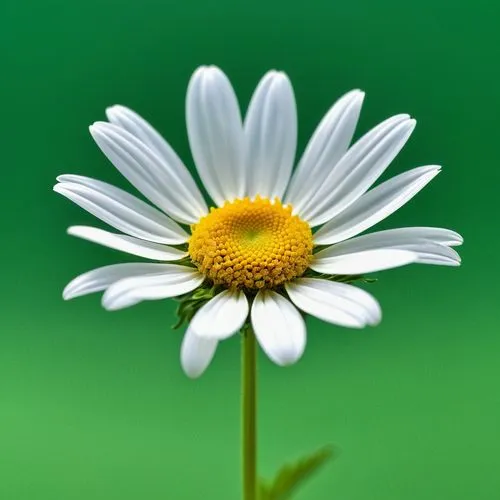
[
  {"left": 55, "top": 65, "right": 462, "bottom": 378},
  {"left": 189, "top": 197, "right": 313, "bottom": 289}
]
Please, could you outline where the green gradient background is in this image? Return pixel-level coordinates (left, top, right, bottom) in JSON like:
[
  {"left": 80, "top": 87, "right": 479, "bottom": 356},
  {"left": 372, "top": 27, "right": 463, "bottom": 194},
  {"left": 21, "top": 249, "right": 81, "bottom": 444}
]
[{"left": 1, "top": 0, "right": 498, "bottom": 498}]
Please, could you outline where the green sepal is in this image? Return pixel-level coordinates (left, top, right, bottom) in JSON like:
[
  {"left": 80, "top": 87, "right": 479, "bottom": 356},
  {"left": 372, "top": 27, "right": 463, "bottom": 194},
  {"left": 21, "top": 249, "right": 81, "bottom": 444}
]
[
  {"left": 259, "top": 445, "right": 335, "bottom": 500},
  {"left": 171, "top": 283, "right": 218, "bottom": 329},
  {"left": 302, "top": 269, "right": 377, "bottom": 285}
]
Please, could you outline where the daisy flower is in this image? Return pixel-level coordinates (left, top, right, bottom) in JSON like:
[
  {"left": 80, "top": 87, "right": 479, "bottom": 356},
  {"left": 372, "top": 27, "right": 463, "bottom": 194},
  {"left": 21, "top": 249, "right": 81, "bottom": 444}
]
[{"left": 54, "top": 66, "right": 462, "bottom": 378}]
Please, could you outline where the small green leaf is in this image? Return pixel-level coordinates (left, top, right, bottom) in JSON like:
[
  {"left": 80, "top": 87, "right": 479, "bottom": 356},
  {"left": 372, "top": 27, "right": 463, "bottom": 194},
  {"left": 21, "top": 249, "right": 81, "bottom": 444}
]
[
  {"left": 259, "top": 445, "right": 335, "bottom": 499},
  {"left": 171, "top": 284, "right": 218, "bottom": 329}
]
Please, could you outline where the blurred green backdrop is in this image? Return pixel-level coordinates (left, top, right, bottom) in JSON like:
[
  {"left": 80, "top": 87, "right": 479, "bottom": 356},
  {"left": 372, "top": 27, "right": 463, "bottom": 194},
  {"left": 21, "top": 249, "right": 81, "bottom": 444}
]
[{"left": 1, "top": 0, "right": 498, "bottom": 498}]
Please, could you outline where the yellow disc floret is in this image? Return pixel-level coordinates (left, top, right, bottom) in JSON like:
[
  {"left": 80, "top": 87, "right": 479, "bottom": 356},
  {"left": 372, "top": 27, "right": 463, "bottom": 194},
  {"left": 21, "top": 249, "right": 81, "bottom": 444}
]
[{"left": 188, "top": 197, "right": 313, "bottom": 290}]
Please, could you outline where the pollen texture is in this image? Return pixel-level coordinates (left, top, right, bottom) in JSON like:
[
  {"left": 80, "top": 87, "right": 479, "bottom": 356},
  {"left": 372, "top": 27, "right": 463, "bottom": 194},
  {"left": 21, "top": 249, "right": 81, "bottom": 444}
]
[{"left": 188, "top": 197, "right": 313, "bottom": 290}]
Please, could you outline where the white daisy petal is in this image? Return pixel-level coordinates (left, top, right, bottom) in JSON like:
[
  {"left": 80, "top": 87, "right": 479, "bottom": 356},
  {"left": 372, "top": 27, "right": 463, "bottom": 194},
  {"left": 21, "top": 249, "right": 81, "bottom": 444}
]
[
  {"left": 329, "top": 227, "right": 463, "bottom": 250},
  {"left": 67, "top": 226, "right": 187, "bottom": 261},
  {"left": 300, "top": 115, "right": 416, "bottom": 226},
  {"left": 102, "top": 265, "right": 204, "bottom": 311},
  {"left": 406, "top": 242, "right": 461, "bottom": 266},
  {"left": 285, "top": 89, "right": 364, "bottom": 211},
  {"left": 186, "top": 66, "right": 244, "bottom": 205},
  {"left": 251, "top": 290, "right": 306, "bottom": 366},
  {"left": 63, "top": 263, "right": 180, "bottom": 300},
  {"left": 105, "top": 105, "right": 208, "bottom": 216},
  {"left": 285, "top": 278, "right": 381, "bottom": 328},
  {"left": 90, "top": 122, "right": 206, "bottom": 224},
  {"left": 311, "top": 248, "right": 418, "bottom": 274},
  {"left": 54, "top": 177, "right": 188, "bottom": 244},
  {"left": 361, "top": 227, "right": 463, "bottom": 247},
  {"left": 314, "top": 165, "right": 442, "bottom": 245},
  {"left": 189, "top": 290, "right": 249, "bottom": 340},
  {"left": 319, "top": 228, "right": 462, "bottom": 266},
  {"left": 181, "top": 327, "right": 218, "bottom": 379},
  {"left": 244, "top": 71, "right": 297, "bottom": 199}
]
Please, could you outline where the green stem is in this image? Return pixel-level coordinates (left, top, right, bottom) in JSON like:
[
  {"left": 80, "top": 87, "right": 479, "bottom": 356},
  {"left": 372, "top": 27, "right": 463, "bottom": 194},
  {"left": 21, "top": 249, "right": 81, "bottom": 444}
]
[{"left": 242, "top": 325, "right": 257, "bottom": 500}]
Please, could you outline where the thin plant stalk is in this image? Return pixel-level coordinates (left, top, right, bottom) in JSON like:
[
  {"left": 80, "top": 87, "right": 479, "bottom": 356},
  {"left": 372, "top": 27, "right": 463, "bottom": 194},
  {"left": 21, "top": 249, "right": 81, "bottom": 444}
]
[{"left": 242, "top": 326, "right": 257, "bottom": 500}]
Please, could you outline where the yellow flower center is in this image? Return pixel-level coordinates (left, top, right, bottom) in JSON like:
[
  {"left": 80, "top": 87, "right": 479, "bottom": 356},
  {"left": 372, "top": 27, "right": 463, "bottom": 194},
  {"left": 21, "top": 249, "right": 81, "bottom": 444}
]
[{"left": 188, "top": 197, "right": 313, "bottom": 290}]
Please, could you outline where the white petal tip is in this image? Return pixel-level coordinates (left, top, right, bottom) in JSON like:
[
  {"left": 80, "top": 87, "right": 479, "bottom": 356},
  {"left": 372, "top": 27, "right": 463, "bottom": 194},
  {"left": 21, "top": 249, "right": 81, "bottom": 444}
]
[
  {"left": 89, "top": 121, "right": 109, "bottom": 134},
  {"left": 62, "top": 283, "right": 82, "bottom": 301},
  {"left": 369, "top": 313, "right": 382, "bottom": 327},
  {"left": 355, "top": 315, "right": 381, "bottom": 328},
  {"left": 195, "top": 64, "right": 211, "bottom": 71},
  {"left": 427, "top": 164, "right": 442, "bottom": 172},
  {"left": 360, "top": 313, "right": 382, "bottom": 328},
  {"left": 447, "top": 231, "right": 464, "bottom": 246},
  {"left": 350, "top": 89, "right": 365, "bottom": 100},
  {"left": 105, "top": 105, "right": 122, "bottom": 120},
  {"left": 423, "top": 165, "right": 442, "bottom": 179},
  {"left": 101, "top": 301, "right": 119, "bottom": 312},
  {"left": 273, "top": 352, "right": 303, "bottom": 367},
  {"left": 53, "top": 183, "right": 70, "bottom": 195},
  {"left": 441, "top": 232, "right": 463, "bottom": 247},
  {"left": 101, "top": 293, "right": 121, "bottom": 311},
  {"left": 180, "top": 328, "right": 217, "bottom": 379},
  {"left": 270, "top": 70, "right": 289, "bottom": 81},
  {"left": 345, "top": 323, "right": 365, "bottom": 330},
  {"left": 193, "top": 65, "right": 222, "bottom": 78},
  {"left": 382, "top": 113, "right": 416, "bottom": 131},
  {"left": 257, "top": 69, "right": 290, "bottom": 88},
  {"left": 431, "top": 260, "right": 461, "bottom": 267},
  {"left": 417, "top": 255, "right": 462, "bottom": 266},
  {"left": 275, "top": 361, "right": 293, "bottom": 367},
  {"left": 182, "top": 366, "right": 204, "bottom": 379},
  {"left": 105, "top": 104, "right": 123, "bottom": 113}
]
